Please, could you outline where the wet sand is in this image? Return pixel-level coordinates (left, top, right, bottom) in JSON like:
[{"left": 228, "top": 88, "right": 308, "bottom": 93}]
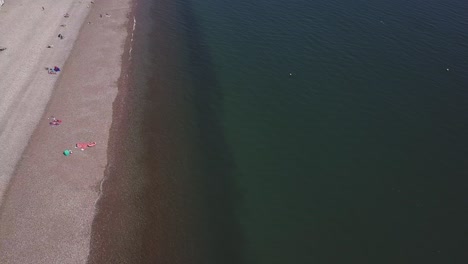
[{"left": 0, "top": 0, "right": 132, "bottom": 263}]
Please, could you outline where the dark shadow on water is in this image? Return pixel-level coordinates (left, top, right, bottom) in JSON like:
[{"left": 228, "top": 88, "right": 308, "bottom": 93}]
[{"left": 177, "top": 0, "right": 245, "bottom": 263}]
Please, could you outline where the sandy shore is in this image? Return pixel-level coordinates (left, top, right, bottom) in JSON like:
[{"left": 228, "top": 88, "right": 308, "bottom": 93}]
[
  {"left": 0, "top": 0, "right": 132, "bottom": 263},
  {"left": 0, "top": 0, "right": 92, "bottom": 209}
]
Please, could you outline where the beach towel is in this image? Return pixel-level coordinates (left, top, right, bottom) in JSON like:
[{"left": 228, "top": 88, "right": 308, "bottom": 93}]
[{"left": 75, "top": 142, "right": 97, "bottom": 150}]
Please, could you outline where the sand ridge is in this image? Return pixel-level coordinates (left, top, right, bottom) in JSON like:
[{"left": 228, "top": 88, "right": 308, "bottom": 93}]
[{"left": 0, "top": 0, "right": 132, "bottom": 263}]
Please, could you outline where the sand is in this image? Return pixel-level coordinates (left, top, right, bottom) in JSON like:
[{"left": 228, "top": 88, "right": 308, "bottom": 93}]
[
  {"left": 0, "top": 0, "right": 132, "bottom": 263},
  {"left": 0, "top": 0, "right": 91, "bottom": 208}
]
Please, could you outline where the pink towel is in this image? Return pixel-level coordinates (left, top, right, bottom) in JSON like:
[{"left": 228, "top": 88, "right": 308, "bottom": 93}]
[{"left": 75, "top": 142, "right": 96, "bottom": 150}]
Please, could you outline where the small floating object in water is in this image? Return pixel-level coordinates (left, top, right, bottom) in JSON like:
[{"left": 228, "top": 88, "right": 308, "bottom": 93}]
[{"left": 446, "top": 68, "right": 450, "bottom": 71}]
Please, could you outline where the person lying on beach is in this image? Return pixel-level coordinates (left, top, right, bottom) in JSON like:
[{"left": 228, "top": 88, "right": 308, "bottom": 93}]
[
  {"left": 48, "top": 116, "right": 62, "bottom": 126},
  {"left": 47, "top": 68, "right": 57, "bottom": 74},
  {"left": 49, "top": 119, "right": 62, "bottom": 126},
  {"left": 46, "top": 66, "right": 60, "bottom": 74}
]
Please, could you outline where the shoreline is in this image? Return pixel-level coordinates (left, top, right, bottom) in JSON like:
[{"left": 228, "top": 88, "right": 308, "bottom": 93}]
[
  {"left": 87, "top": 0, "right": 205, "bottom": 262},
  {"left": 0, "top": 0, "right": 133, "bottom": 262}
]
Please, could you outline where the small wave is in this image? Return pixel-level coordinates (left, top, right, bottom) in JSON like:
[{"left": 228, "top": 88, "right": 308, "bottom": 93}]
[{"left": 128, "top": 16, "right": 136, "bottom": 60}]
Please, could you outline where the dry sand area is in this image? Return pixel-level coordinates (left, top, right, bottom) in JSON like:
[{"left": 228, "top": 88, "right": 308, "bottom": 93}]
[{"left": 0, "top": 0, "right": 132, "bottom": 262}]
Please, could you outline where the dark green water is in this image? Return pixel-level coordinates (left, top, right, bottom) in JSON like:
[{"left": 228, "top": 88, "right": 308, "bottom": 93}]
[
  {"left": 193, "top": 0, "right": 468, "bottom": 262},
  {"left": 89, "top": 0, "right": 468, "bottom": 263}
]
